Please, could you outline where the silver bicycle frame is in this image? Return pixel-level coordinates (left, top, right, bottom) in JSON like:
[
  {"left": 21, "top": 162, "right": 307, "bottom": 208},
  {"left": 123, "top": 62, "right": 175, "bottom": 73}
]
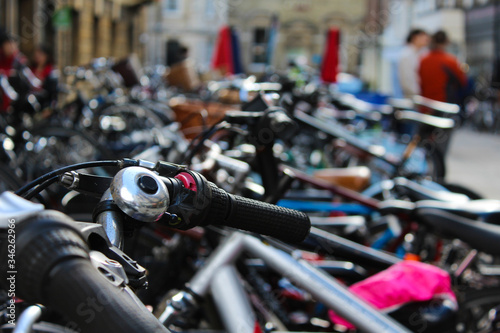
[
  {"left": 210, "top": 265, "right": 258, "bottom": 333},
  {"left": 159, "top": 232, "right": 411, "bottom": 333}
]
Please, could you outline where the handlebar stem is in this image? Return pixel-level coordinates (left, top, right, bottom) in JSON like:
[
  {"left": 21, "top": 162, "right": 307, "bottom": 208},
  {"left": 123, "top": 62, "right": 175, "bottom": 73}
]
[{"left": 95, "top": 190, "right": 124, "bottom": 249}]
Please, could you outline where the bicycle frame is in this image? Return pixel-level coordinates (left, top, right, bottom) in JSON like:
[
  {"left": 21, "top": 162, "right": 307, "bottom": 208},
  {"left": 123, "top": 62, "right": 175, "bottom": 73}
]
[
  {"left": 294, "top": 109, "right": 435, "bottom": 178},
  {"left": 158, "top": 231, "right": 409, "bottom": 333}
]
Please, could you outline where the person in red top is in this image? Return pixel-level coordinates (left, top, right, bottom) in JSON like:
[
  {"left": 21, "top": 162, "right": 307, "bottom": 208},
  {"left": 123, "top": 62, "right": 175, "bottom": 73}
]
[
  {"left": 0, "top": 32, "right": 27, "bottom": 75},
  {"left": 419, "top": 30, "right": 467, "bottom": 104},
  {"left": 0, "top": 32, "right": 27, "bottom": 112},
  {"left": 30, "top": 44, "right": 54, "bottom": 82},
  {"left": 29, "top": 44, "right": 58, "bottom": 111}
]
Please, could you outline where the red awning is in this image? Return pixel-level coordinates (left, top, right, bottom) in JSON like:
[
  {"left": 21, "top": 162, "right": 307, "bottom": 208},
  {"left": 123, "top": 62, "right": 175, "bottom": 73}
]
[
  {"left": 321, "top": 28, "right": 340, "bottom": 83},
  {"left": 212, "top": 25, "right": 234, "bottom": 75}
]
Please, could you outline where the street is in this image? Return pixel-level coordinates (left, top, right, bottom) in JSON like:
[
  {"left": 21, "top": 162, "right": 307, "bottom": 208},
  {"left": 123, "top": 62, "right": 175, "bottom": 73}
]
[{"left": 446, "top": 129, "right": 500, "bottom": 199}]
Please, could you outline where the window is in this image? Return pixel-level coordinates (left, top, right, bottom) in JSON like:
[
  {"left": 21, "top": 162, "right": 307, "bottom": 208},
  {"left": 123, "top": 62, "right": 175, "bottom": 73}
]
[
  {"left": 206, "top": 39, "right": 215, "bottom": 69},
  {"left": 166, "top": 0, "right": 178, "bottom": 10},
  {"left": 206, "top": 0, "right": 216, "bottom": 17},
  {"left": 415, "top": 0, "right": 437, "bottom": 15},
  {"left": 252, "top": 27, "right": 268, "bottom": 64},
  {"left": 442, "top": 0, "right": 456, "bottom": 7},
  {"left": 462, "top": 0, "right": 474, "bottom": 8},
  {"left": 163, "top": 0, "right": 182, "bottom": 16},
  {"left": 0, "top": 1, "right": 5, "bottom": 27}
]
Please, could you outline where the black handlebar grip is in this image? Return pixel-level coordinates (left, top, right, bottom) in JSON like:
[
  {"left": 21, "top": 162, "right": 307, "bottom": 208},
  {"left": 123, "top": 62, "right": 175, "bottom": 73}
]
[
  {"left": 204, "top": 183, "right": 310, "bottom": 243},
  {"left": 4, "top": 211, "right": 169, "bottom": 333},
  {"left": 266, "top": 109, "right": 298, "bottom": 141}
]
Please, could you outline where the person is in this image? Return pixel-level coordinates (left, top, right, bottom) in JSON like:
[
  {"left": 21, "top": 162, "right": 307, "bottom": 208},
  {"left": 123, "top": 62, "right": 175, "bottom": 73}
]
[
  {"left": 30, "top": 44, "right": 54, "bottom": 82},
  {"left": 30, "top": 44, "right": 58, "bottom": 110},
  {"left": 178, "top": 45, "right": 188, "bottom": 64},
  {"left": 398, "top": 29, "right": 430, "bottom": 98},
  {"left": 419, "top": 31, "right": 467, "bottom": 156},
  {"left": 419, "top": 30, "right": 467, "bottom": 104},
  {"left": 0, "top": 32, "right": 26, "bottom": 75},
  {"left": 0, "top": 32, "right": 27, "bottom": 112}
]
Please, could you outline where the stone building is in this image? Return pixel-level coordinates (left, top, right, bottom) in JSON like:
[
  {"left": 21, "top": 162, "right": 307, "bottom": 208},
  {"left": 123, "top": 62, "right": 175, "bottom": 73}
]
[
  {"left": 0, "top": 0, "right": 154, "bottom": 69},
  {"left": 463, "top": 0, "right": 500, "bottom": 82},
  {"left": 143, "top": 0, "right": 375, "bottom": 75},
  {"left": 143, "top": 0, "right": 228, "bottom": 71},
  {"left": 1, "top": 0, "right": 56, "bottom": 61},
  {"left": 226, "top": 0, "right": 372, "bottom": 74}
]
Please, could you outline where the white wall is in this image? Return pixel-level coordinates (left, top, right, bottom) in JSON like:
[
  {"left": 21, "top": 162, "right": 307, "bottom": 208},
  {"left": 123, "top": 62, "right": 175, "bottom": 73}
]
[{"left": 145, "top": 0, "right": 228, "bottom": 68}]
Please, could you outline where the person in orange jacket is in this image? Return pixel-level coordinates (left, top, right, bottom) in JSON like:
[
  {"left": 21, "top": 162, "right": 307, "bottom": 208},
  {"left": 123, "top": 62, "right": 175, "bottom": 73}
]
[{"left": 419, "top": 30, "right": 467, "bottom": 104}]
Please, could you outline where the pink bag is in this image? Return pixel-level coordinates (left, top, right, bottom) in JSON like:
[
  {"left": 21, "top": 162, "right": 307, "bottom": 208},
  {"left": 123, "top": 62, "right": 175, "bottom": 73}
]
[{"left": 329, "top": 261, "right": 457, "bottom": 328}]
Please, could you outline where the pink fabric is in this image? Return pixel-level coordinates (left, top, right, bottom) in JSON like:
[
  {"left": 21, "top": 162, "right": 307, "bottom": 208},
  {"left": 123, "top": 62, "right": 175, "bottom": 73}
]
[{"left": 329, "top": 261, "right": 456, "bottom": 328}]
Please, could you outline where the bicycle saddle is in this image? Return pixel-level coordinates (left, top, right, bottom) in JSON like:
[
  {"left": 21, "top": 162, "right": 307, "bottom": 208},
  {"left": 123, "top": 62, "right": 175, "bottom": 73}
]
[
  {"left": 388, "top": 97, "right": 414, "bottom": 111},
  {"left": 337, "top": 93, "right": 392, "bottom": 115},
  {"left": 412, "top": 95, "right": 460, "bottom": 115},
  {"left": 394, "top": 110, "right": 455, "bottom": 130},
  {"left": 393, "top": 177, "right": 470, "bottom": 203},
  {"left": 415, "top": 207, "right": 500, "bottom": 256},
  {"left": 416, "top": 199, "right": 500, "bottom": 220},
  {"left": 378, "top": 199, "right": 416, "bottom": 216},
  {"left": 314, "top": 166, "right": 371, "bottom": 192}
]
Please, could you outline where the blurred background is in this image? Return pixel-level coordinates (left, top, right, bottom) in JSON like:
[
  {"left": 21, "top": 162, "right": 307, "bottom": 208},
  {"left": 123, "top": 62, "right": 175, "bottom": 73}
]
[{"left": 1, "top": 0, "right": 498, "bottom": 94}]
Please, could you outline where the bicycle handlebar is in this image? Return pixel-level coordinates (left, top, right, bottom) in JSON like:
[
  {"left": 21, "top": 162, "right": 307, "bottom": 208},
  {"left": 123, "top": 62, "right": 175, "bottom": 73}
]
[
  {"left": 99, "top": 164, "right": 310, "bottom": 243},
  {"left": 224, "top": 108, "right": 298, "bottom": 143},
  {"left": 203, "top": 182, "right": 310, "bottom": 243},
  {"left": 160, "top": 168, "right": 310, "bottom": 243}
]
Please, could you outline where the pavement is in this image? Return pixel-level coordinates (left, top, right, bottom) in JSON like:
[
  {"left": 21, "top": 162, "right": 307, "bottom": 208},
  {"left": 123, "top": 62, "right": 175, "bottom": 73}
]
[{"left": 446, "top": 129, "right": 500, "bottom": 199}]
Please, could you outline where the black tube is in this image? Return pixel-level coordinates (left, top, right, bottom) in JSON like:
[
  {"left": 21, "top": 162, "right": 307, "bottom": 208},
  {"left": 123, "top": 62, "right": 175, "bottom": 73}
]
[
  {"left": 15, "top": 160, "right": 121, "bottom": 196},
  {"left": 203, "top": 182, "right": 310, "bottom": 243},
  {"left": 1, "top": 211, "right": 169, "bottom": 333}
]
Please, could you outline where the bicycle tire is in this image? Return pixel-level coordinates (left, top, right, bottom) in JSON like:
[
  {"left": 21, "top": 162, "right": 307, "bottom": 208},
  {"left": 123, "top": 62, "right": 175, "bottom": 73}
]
[
  {"left": 458, "top": 287, "right": 500, "bottom": 333},
  {"left": 18, "top": 126, "right": 117, "bottom": 181},
  {"left": 96, "top": 103, "right": 165, "bottom": 132},
  {"left": 30, "top": 126, "right": 116, "bottom": 159},
  {"left": 138, "top": 100, "right": 175, "bottom": 125}
]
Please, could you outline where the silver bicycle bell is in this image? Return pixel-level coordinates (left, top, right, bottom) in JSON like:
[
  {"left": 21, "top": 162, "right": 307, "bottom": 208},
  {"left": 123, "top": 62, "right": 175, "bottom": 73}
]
[{"left": 110, "top": 167, "right": 169, "bottom": 222}]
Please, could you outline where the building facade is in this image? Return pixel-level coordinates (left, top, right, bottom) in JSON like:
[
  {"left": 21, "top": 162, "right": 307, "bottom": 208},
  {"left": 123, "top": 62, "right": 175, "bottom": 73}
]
[
  {"left": 144, "top": 0, "right": 228, "bottom": 71},
  {"left": 464, "top": 1, "right": 500, "bottom": 84},
  {"left": 1, "top": 0, "right": 154, "bottom": 69},
  {"left": 226, "top": 0, "right": 371, "bottom": 74},
  {"left": 143, "top": 0, "right": 381, "bottom": 76}
]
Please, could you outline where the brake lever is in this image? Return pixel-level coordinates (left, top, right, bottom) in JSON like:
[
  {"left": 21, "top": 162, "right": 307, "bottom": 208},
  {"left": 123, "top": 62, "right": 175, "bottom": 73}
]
[{"left": 60, "top": 171, "right": 113, "bottom": 197}]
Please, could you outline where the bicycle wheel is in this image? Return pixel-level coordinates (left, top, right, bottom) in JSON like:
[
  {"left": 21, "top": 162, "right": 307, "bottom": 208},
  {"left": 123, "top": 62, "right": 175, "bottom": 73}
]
[
  {"left": 96, "top": 103, "right": 165, "bottom": 133},
  {"left": 458, "top": 287, "right": 500, "bottom": 333},
  {"left": 92, "top": 103, "right": 167, "bottom": 157},
  {"left": 17, "top": 126, "right": 116, "bottom": 181},
  {"left": 138, "top": 100, "right": 175, "bottom": 125},
  {"left": 399, "top": 144, "right": 446, "bottom": 182}
]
